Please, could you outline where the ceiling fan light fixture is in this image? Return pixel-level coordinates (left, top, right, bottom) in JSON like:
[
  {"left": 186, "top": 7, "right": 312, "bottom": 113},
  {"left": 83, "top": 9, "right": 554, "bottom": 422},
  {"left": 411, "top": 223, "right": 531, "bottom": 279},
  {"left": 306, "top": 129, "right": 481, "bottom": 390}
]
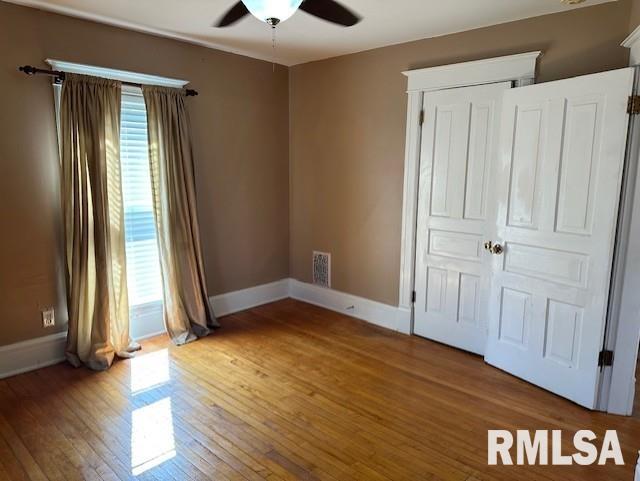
[{"left": 242, "top": 0, "right": 304, "bottom": 25}]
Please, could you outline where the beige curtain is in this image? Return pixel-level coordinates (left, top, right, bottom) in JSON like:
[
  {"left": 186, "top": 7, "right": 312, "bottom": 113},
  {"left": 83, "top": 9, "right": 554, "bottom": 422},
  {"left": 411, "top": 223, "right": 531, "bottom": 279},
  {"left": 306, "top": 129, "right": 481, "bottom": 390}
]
[
  {"left": 60, "top": 73, "right": 139, "bottom": 370},
  {"left": 143, "top": 86, "right": 218, "bottom": 345}
]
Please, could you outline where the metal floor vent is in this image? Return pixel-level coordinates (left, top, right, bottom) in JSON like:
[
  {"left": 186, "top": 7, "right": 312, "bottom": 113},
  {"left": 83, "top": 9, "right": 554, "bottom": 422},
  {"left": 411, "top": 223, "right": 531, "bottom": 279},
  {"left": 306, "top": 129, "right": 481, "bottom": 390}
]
[{"left": 312, "top": 251, "right": 331, "bottom": 288}]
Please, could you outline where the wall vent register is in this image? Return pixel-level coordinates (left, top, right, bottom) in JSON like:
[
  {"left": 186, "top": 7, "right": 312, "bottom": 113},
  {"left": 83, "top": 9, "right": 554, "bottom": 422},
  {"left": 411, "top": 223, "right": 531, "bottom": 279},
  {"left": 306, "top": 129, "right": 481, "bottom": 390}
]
[{"left": 312, "top": 251, "right": 331, "bottom": 288}]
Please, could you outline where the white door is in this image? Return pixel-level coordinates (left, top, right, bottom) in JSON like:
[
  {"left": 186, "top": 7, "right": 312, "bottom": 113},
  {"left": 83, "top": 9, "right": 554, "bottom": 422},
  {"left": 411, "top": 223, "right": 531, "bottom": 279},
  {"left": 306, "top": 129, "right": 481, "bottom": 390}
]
[
  {"left": 484, "top": 68, "right": 634, "bottom": 409},
  {"left": 414, "top": 81, "right": 510, "bottom": 354}
]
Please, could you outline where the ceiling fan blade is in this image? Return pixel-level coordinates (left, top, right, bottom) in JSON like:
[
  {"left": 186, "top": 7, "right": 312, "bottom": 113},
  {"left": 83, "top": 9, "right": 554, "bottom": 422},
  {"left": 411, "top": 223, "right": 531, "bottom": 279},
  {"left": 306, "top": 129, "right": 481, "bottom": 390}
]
[
  {"left": 214, "top": 1, "right": 250, "bottom": 27},
  {"left": 299, "top": 0, "right": 361, "bottom": 26}
]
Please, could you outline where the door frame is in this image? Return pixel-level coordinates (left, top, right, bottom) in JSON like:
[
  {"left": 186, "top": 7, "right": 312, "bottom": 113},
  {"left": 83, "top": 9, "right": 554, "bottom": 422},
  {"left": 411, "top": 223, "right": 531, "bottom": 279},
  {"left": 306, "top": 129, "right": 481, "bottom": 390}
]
[
  {"left": 398, "top": 52, "right": 541, "bottom": 333},
  {"left": 600, "top": 66, "right": 640, "bottom": 415},
  {"left": 400, "top": 45, "right": 640, "bottom": 416},
  {"left": 601, "top": 28, "right": 640, "bottom": 415}
]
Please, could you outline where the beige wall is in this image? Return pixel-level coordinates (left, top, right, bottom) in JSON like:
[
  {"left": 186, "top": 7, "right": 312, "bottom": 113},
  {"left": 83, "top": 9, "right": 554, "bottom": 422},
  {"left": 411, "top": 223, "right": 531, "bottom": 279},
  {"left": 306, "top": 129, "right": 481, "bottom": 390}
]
[
  {"left": 289, "top": 1, "right": 633, "bottom": 307},
  {"left": 1, "top": 0, "right": 635, "bottom": 347},
  {"left": 631, "top": 0, "right": 640, "bottom": 32},
  {"left": 0, "top": 2, "right": 289, "bottom": 346}
]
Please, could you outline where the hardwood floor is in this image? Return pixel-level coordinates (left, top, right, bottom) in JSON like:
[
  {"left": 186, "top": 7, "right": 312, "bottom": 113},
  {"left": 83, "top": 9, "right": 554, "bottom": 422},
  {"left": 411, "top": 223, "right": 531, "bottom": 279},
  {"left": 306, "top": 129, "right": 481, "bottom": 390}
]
[{"left": 0, "top": 299, "right": 638, "bottom": 481}]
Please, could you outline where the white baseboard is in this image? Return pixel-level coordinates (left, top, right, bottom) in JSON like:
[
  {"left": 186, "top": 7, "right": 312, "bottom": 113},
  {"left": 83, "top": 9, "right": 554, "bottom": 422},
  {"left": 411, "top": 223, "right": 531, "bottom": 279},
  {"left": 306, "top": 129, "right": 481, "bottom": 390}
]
[
  {"left": 131, "top": 278, "right": 292, "bottom": 339},
  {"left": 0, "top": 332, "right": 67, "bottom": 380},
  {"left": 210, "top": 278, "right": 412, "bottom": 334},
  {"left": 210, "top": 278, "right": 291, "bottom": 318},
  {"left": 0, "top": 279, "right": 291, "bottom": 380},
  {"left": 0, "top": 278, "right": 409, "bottom": 379},
  {"left": 289, "top": 279, "right": 412, "bottom": 334}
]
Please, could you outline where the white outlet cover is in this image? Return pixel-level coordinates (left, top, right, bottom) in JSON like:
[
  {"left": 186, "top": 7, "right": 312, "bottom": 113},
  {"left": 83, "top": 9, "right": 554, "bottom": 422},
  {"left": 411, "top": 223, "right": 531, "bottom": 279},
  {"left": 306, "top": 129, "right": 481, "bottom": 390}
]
[{"left": 42, "top": 307, "right": 55, "bottom": 327}]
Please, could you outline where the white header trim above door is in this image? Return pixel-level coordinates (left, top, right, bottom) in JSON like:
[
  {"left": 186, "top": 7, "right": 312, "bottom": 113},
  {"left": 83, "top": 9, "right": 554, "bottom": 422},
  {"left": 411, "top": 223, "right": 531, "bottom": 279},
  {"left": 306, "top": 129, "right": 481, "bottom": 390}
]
[
  {"left": 398, "top": 52, "right": 541, "bottom": 319},
  {"left": 623, "top": 25, "right": 640, "bottom": 66},
  {"left": 402, "top": 51, "right": 541, "bottom": 93}
]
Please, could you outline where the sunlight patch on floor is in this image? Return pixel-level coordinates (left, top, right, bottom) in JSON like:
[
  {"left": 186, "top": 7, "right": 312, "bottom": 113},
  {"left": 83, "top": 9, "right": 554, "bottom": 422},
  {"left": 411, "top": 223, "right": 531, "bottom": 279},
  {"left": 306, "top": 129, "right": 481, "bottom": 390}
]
[
  {"left": 130, "top": 348, "right": 170, "bottom": 394},
  {"left": 131, "top": 396, "right": 176, "bottom": 475}
]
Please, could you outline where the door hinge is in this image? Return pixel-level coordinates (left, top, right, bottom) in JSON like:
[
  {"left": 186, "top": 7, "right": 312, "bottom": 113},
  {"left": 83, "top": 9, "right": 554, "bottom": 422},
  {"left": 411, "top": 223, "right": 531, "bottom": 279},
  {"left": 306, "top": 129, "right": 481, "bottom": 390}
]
[
  {"left": 411, "top": 290, "right": 416, "bottom": 303},
  {"left": 419, "top": 110, "right": 425, "bottom": 126},
  {"left": 598, "top": 350, "right": 614, "bottom": 367},
  {"left": 627, "top": 95, "right": 640, "bottom": 115}
]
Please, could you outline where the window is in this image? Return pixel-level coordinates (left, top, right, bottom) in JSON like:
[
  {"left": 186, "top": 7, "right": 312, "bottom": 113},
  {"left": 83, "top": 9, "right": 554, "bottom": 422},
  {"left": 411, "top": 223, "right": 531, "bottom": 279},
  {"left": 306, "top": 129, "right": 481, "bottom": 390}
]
[
  {"left": 120, "top": 87, "right": 163, "bottom": 309},
  {"left": 49, "top": 60, "right": 189, "bottom": 338}
]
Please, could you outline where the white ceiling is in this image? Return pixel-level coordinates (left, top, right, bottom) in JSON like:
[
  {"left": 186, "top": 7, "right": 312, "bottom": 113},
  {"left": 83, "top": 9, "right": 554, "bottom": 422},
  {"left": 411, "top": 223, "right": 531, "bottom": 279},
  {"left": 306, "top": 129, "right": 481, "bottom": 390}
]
[{"left": 6, "top": 0, "right": 614, "bottom": 66}]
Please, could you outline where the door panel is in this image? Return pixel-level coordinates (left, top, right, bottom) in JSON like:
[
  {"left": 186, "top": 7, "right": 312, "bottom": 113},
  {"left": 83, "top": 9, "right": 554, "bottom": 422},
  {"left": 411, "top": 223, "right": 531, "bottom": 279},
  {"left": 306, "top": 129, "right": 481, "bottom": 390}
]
[
  {"left": 503, "top": 243, "right": 589, "bottom": 288},
  {"left": 507, "top": 105, "right": 545, "bottom": 230},
  {"left": 465, "top": 104, "right": 493, "bottom": 220},
  {"left": 498, "top": 287, "right": 531, "bottom": 347},
  {"left": 484, "top": 68, "right": 634, "bottom": 408},
  {"left": 458, "top": 273, "right": 481, "bottom": 326},
  {"left": 555, "top": 96, "right": 603, "bottom": 235},
  {"left": 414, "top": 82, "right": 510, "bottom": 354}
]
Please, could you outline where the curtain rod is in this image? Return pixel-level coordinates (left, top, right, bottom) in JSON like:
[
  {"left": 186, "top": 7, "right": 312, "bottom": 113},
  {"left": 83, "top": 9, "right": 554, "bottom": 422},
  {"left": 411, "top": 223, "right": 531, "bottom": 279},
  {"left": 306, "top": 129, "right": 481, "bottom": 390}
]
[{"left": 18, "top": 65, "right": 199, "bottom": 97}]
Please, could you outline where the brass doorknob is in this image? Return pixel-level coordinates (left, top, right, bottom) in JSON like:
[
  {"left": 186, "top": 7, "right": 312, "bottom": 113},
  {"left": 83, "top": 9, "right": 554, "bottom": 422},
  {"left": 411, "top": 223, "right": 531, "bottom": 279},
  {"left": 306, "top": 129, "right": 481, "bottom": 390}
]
[{"left": 490, "top": 243, "right": 504, "bottom": 255}]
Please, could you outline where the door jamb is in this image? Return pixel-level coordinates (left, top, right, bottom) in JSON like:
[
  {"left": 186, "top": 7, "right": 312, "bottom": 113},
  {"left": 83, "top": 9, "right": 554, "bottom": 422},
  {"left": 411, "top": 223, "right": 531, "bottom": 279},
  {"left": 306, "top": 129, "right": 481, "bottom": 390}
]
[
  {"left": 398, "top": 52, "right": 541, "bottom": 333},
  {"left": 601, "top": 28, "right": 640, "bottom": 415}
]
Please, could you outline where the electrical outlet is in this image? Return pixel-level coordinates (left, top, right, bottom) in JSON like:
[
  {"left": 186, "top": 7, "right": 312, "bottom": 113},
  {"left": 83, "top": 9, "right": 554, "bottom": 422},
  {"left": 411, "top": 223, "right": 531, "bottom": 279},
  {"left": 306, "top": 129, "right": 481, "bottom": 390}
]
[{"left": 42, "top": 307, "right": 55, "bottom": 328}]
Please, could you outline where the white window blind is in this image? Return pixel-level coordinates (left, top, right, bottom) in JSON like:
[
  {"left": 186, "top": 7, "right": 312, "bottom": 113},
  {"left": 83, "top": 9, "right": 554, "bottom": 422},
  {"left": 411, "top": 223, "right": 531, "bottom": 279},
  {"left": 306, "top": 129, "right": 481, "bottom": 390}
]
[{"left": 120, "top": 88, "right": 163, "bottom": 308}]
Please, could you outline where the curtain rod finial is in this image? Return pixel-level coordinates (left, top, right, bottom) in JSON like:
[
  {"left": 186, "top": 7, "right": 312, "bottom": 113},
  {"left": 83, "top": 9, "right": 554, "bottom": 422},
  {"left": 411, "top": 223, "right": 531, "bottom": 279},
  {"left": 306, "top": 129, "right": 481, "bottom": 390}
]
[{"left": 19, "top": 65, "right": 37, "bottom": 75}]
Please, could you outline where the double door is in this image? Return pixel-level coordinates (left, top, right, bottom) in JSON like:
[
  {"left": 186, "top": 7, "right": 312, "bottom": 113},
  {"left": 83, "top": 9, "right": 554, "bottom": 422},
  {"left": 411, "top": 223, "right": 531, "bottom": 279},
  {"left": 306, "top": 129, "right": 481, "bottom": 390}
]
[{"left": 413, "top": 68, "right": 634, "bottom": 408}]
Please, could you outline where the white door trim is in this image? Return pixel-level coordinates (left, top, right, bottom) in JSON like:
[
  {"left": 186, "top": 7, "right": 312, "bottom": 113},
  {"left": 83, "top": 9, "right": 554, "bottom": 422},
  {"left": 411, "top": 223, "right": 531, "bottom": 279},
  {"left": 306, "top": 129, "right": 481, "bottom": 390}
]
[
  {"left": 604, "top": 34, "right": 640, "bottom": 415},
  {"left": 402, "top": 51, "right": 541, "bottom": 93},
  {"left": 398, "top": 89, "right": 424, "bottom": 320},
  {"left": 604, "top": 95, "right": 640, "bottom": 414},
  {"left": 398, "top": 52, "right": 541, "bottom": 327},
  {"left": 623, "top": 25, "right": 640, "bottom": 67}
]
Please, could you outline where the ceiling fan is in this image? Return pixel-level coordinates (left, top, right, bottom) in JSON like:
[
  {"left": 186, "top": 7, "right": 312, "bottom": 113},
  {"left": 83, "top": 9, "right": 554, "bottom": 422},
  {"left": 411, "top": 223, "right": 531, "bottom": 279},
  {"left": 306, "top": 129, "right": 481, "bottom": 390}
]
[{"left": 214, "top": 0, "right": 361, "bottom": 28}]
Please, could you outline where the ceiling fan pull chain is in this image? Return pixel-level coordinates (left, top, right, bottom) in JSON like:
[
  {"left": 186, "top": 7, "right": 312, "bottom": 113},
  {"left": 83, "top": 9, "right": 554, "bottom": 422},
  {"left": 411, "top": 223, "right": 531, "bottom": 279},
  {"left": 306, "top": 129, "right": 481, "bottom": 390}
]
[{"left": 271, "top": 26, "right": 276, "bottom": 73}]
